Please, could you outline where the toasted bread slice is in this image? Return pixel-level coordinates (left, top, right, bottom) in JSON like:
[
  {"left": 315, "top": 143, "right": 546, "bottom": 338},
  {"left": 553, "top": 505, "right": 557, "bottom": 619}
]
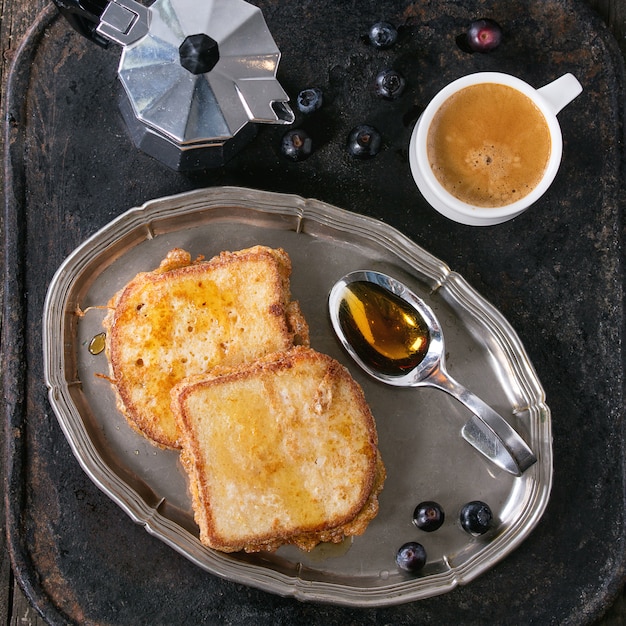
[
  {"left": 172, "top": 346, "right": 385, "bottom": 553},
  {"left": 103, "top": 246, "right": 309, "bottom": 448}
]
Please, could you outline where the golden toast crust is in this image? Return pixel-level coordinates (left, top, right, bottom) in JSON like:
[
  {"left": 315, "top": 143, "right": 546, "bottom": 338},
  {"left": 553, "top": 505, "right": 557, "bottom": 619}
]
[
  {"left": 103, "top": 246, "right": 309, "bottom": 448},
  {"left": 172, "top": 346, "right": 385, "bottom": 553}
]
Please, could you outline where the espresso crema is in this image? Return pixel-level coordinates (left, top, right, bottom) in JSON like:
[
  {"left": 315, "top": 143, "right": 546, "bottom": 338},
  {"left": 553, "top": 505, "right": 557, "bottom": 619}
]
[{"left": 427, "top": 83, "right": 551, "bottom": 207}]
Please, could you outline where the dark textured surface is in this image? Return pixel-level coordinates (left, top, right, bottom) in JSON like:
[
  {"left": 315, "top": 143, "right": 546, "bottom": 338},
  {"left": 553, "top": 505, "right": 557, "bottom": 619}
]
[{"left": 3, "top": 0, "right": 625, "bottom": 624}]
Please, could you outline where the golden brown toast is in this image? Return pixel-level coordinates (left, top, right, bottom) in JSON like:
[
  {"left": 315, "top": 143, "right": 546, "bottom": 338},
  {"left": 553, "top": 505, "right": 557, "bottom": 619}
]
[
  {"left": 171, "top": 346, "right": 385, "bottom": 553},
  {"left": 103, "top": 246, "right": 309, "bottom": 448}
]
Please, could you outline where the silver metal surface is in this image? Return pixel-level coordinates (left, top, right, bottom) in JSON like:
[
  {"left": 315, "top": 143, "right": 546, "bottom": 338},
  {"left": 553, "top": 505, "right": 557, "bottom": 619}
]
[
  {"left": 328, "top": 271, "right": 537, "bottom": 476},
  {"left": 118, "top": 0, "right": 293, "bottom": 148},
  {"left": 97, "top": 0, "right": 150, "bottom": 46},
  {"left": 42, "top": 187, "right": 552, "bottom": 606}
]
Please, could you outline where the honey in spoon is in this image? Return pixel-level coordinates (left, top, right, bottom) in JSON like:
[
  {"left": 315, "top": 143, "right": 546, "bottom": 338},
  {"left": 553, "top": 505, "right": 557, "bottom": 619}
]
[{"left": 337, "top": 280, "right": 430, "bottom": 376}]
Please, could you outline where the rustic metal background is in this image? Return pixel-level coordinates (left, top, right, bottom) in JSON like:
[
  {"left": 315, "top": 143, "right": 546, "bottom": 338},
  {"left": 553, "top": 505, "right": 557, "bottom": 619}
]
[{"left": 3, "top": 0, "right": 625, "bottom": 623}]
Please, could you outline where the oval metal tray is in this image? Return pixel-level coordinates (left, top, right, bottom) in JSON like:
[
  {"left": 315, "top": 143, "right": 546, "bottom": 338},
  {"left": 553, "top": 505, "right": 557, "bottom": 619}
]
[{"left": 42, "top": 186, "right": 552, "bottom": 606}]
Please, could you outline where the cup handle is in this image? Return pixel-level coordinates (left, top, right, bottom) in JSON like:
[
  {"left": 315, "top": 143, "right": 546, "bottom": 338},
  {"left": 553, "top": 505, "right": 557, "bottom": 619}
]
[{"left": 537, "top": 73, "right": 583, "bottom": 115}]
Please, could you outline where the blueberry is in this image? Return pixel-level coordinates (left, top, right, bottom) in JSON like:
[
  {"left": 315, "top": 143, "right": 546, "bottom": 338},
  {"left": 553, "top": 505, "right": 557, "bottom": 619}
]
[
  {"left": 375, "top": 68, "right": 406, "bottom": 100},
  {"left": 413, "top": 501, "right": 445, "bottom": 532},
  {"left": 346, "top": 125, "right": 381, "bottom": 159},
  {"left": 460, "top": 500, "right": 493, "bottom": 535},
  {"left": 466, "top": 18, "right": 503, "bottom": 52},
  {"left": 296, "top": 88, "right": 323, "bottom": 114},
  {"left": 368, "top": 21, "right": 398, "bottom": 49},
  {"left": 396, "top": 542, "right": 427, "bottom": 573},
  {"left": 281, "top": 129, "right": 313, "bottom": 161}
]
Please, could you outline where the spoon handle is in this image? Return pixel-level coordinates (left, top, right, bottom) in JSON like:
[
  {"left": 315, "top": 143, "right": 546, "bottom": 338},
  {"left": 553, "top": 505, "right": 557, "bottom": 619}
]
[{"left": 426, "top": 369, "right": 537, "bottom": 476}]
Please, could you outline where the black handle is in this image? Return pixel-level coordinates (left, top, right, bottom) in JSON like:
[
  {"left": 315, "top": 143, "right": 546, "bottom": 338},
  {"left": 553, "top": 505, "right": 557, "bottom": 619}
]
[{"left": 52, "top": 0, "right": 111, "bottom": 47}]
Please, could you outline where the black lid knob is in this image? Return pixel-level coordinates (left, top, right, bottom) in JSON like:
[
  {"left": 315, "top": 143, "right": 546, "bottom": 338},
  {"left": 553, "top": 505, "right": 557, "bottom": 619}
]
[{"left": 179, "top": 34, "right": 220, "bottom": 74}]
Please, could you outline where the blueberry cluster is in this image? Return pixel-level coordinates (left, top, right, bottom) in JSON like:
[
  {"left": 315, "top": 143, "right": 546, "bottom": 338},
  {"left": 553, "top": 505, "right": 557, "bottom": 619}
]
[
  {"left": 280, "top": 20, "right": 399, "bottom": 162},
  {"left": 280, "top": 18, "right": 502, "bottom": 163},
  {"left": 396, "top": 500, "right": 494, "bottom": 573}
]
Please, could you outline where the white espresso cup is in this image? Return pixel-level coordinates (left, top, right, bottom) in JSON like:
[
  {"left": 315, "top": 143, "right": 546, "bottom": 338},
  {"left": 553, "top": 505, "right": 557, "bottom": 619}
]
[{"left": 409, "top": 72, "right": 583, "bottom": 226}]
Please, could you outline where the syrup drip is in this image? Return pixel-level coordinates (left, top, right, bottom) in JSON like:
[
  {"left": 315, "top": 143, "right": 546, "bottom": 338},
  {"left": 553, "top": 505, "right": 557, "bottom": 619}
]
[{"left": 89, "top": 332, "right": 106, "bottom": 355}]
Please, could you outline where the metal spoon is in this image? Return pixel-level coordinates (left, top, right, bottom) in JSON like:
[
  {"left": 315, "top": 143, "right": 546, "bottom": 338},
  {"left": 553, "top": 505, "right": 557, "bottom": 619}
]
[{"left": 328, "top": 270, "right": 537, "bottom": 476}]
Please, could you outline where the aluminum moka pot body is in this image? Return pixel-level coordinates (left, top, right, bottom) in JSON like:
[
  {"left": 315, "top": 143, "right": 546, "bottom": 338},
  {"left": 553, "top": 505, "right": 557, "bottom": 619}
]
[{"left": 53, "top": 0, "right": 295, "bottom": 170}]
